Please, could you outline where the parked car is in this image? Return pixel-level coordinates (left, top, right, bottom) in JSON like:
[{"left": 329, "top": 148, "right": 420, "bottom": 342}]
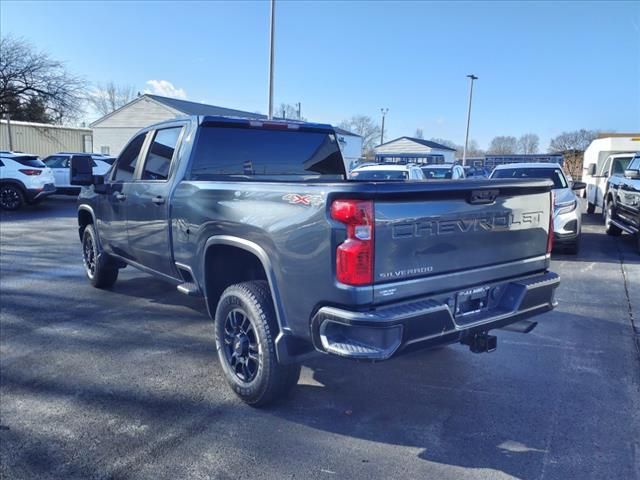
[
  {"left": 70, "top": 115, "right": 559, "bottom": 406},
  {"left": 421, "top": 163, "right": 466, "bottom": 180},
  {"left": 491, "top": 162, "right": 586, "bottom": 254},
  {"left": 604, "top": 152, "right": 640, "bottom": 252},
  {"left": 350, "top": 163, "right": 426, "bottom": 180},
  {"left": 0, "top": 153, "right": 56, "bottom": 210},
  {"left": 464, "top": 166, "right": 490, "bottom": 179},
  {"left": 42, "top": 153, "right": 112, "bottom": 194},
  {"left": 584, "top": 152, "right": 635, "bottom": 214}
]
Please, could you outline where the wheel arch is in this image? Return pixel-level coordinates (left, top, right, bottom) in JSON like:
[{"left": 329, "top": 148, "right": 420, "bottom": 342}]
[
  {"left": 202, "top": 236, "right": 288, "bottom": 334},
  {"left": 77, "top": 206, "right": 97, "bottom": 244},
  {"left": 0, "top": 178, "right": 27, "bottom": 192}
]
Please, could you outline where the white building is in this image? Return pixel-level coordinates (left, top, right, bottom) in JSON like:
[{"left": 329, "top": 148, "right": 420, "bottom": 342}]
[
  {"left": 0, "top": 119, "right": 92, "bottom": 157},
  {"left": 374, "top": 137, "right": 457, "bottom": 164},
  {"left": 90, "top": 94, "right": 362, "bottom": 169}
]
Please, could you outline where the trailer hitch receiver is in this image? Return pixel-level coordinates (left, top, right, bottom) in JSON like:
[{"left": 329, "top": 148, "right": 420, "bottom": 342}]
[{"left": 462, "top": 332, "right": 497, "bottom": 353}]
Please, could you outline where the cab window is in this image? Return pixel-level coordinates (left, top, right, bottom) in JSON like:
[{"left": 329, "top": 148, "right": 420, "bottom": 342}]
[
  {"left": 113, "top": 134, "right": 147, "bottom": 182},
  {"left": 140, "top": 127, "right": 182, "bottom": 181}
]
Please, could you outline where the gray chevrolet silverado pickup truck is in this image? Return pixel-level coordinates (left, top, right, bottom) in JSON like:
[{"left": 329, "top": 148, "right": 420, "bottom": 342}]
[{"left": 71, "top": 115, "right": 560, "bottom": 406}]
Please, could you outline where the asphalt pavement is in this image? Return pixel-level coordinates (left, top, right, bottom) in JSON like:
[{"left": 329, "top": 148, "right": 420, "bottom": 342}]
[{"left": 1, "top": 196, "right": 639, "bottom": 480}]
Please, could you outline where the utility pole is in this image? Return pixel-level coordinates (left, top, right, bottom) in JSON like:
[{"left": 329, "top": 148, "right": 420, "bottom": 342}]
[
  {"left": 267, "top": 0, "right": 276, "bottom": 119},
  {"left": 462, "top": 74, "right": 478, "bottom": 166},
  {"left": 296, "top": 102, "right": 301, "bottom": 120},
  {"left": 6, "top": 114, "right": 13, "bottom": 151},
  {"left": 380, "top": 108, "right": 389, "bottom": 145}
]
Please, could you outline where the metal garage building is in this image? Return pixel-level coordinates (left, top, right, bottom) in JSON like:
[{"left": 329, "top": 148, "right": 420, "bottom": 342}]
[
  {"left": 374, "top": 137, "right": 457, "bottom": 164},
  {"left": 0, "top": 119, "right": 92, "bottom": 157}
]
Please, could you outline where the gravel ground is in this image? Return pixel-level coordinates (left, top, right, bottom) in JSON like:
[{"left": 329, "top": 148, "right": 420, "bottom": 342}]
[{"left": 1, "top": 196, "right": 639, "bottom": 480}]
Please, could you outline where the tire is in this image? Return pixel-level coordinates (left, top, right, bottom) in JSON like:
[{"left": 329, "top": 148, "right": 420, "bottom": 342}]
[
  {"left": 604, "top": 200, "right": 622, "bottom": 236},
  {"left": 586, "top": 202, "right": 596, "bottom": 214},
  {"left": 214, "top": 280, "right": 300, "bottom": 407},
  {"left": 82, "top": 224, "right": 119, "bottom": 288},
  {"left": 0, "top": 184, "right": 25, "bottom": 210}
]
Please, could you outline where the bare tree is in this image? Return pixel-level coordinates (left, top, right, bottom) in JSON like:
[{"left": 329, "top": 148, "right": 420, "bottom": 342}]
[
  {"left": 549, "top": 129, "right": 599, "bottom": 179},
  {"left": 548, "top": 129, "right": 598, "bottom": 152},
  {"left": 338, "top": 115, "right": 381, "bottom": 154},
  {"left": 277, "top": 103, "right": 305, "bottom": 121},
  {"left": 0, "top": 36, "right": 86, "bottom": 123},
  {"left": 517, "top": 133, "right": 539, "bottom": 154},
  {"left": 488, "top": 136, "right": 518, "bottom": 154},
  {"left": 88, "top": 81, "right": 136, "bottom": 117},
  {"left": 414, "top": 128, "right": 424, "bottom": 139}
]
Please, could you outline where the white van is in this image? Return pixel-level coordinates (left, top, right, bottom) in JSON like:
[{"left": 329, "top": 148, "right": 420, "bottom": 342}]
[{"left": 582, "top": 135, "right": 640, "bottom": 213}]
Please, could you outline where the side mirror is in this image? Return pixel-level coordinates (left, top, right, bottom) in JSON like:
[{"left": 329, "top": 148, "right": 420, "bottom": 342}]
[
  {"left": 624, "top": 169, "right": 640, "bottom": 179},
  {"left": 70, "top": 155, "right": 94, "bottom": 186},
  {"left": 587, "top": 163, "right": 596, "bottom": 176},
  {"left": 571, "top": 181, "right": 587, "bottom": 190}
]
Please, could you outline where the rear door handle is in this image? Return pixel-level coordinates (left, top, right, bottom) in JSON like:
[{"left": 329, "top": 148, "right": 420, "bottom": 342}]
[
  {"left": 115, "top": 192, "right": 127, "bottom": 201},
  {"left": 152, "top": 196, "right": 165, "bottom": 205}
]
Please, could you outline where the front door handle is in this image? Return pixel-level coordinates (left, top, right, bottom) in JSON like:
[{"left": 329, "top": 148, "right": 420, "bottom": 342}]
[
  {"left": 152, "top": 196, "right": 165, "bottom": 205},
  {"left": 115, "top": 192, "right": 127, "bottom": 202}
]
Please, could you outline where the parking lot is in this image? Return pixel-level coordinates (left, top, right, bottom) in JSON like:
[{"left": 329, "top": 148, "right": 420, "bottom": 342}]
[{"left": 1, "top": 196, "right": 639, "bottom": 480}]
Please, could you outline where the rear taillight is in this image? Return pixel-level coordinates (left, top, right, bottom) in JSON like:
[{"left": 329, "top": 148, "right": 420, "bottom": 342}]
[
  {"left": 19, "top": 169, "right": 42, "bottom": 175},
  {"left": 547, "top": 192, "right": 554, "bottom": 254},
  {"left": 331, "top": 199, "right": 374, "bottom": 286}
]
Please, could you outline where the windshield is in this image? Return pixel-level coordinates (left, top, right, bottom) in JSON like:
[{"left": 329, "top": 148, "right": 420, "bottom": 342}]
[
  {"left": 421, "top": 167, "right": 452, "bottom": 179},
  {"left": 351, "top": 169, "right": 408, "bottom": 180},
  {"left": 491, "top": 167, "right": 567, "bottom": 188}
]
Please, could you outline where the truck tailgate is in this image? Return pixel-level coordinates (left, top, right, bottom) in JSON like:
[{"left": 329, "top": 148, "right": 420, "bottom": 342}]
[{"left": 372, "top": 179, "right": 552, "bottom": 301}]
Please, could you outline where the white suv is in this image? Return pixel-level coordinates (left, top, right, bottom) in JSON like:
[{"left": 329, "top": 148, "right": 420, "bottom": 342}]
[
  {"left": 42, "top": 153, "right": 112, "bottom": 195},
  {"left": 0, "top": 153, "right": 56, "bottom": 210}
]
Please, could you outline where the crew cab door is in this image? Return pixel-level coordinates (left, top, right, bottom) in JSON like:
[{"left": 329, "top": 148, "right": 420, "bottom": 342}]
[
  {"left": 97, "top": 132, "right": 149, "bottom": 259},
  {"left": 125, "top": 125, "right": 184, "bottom": 276}
]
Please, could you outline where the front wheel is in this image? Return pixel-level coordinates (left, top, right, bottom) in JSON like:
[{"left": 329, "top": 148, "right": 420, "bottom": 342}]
[
  {"left": 214, "top": 281, "right": 300, "bottom": 407},
  {"left": 604, "top": 201, "right": 622, "bottom": 236},
  {"left": 82, "top": 224, "right": 119, "bottom": 288},
  {"left": 0, "top": 184, "right": 25, "bottom": 210}
]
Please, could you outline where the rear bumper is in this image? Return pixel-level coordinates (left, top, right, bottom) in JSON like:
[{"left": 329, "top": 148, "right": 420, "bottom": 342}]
[
  {"left": 311, "top": 271, "right": 560, "bottom": 360},
  {"left": 26, "top": 183, "right": 56, "bottom": 202}
]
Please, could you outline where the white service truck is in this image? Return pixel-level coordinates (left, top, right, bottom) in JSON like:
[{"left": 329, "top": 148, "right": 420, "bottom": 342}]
[{"left": 583, "top": 135, "right": 640, "bottom": 213}]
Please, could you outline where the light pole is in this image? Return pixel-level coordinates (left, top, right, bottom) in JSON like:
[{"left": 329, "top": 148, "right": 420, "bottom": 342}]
[
  {"left": 267, "top": 0, "right": 276, "bottom": 119},
  {"left": 380, "top": 108, "right": 389, "bottom": 145},
  {"left": 462, "top": 74, "right": 478, "bottom": 166},
  {"left": 296, "top": 102, "right": 301, "bottom": 120}
]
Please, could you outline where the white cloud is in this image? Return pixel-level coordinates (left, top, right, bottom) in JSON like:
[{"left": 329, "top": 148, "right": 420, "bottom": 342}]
[{"left": 144, "top": 80, "right": 187, "bottom": 99}]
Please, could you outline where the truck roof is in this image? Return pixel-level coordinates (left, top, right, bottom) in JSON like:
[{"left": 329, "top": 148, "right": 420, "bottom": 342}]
[{"left": 493, "top": 162, "right": 562, "bottom": 170}]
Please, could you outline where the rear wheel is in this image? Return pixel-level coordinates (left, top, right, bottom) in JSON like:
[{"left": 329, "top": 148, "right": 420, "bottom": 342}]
[
  {"left": 0, "top": 184, "right": 25, "bottom": 210},
  {"left": 214, "top": 281, "right": 300, "bottom": 407},
  {"left": 604, "top": 200, "right": 622, "bottom": 236},
  {"left": 586, "top": 202, "right": 596, "bottom": 214},
  {"left": 82, "top": 224, "right": 119, "bottom": 288}
]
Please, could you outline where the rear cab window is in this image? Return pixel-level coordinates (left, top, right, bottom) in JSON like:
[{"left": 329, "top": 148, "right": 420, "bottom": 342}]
[
  {"left": 189, "top": 127, "right": 345, "bottom": 182},
  {"left": 492, "top": 167, "right": 567, "bottom": 189}
]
